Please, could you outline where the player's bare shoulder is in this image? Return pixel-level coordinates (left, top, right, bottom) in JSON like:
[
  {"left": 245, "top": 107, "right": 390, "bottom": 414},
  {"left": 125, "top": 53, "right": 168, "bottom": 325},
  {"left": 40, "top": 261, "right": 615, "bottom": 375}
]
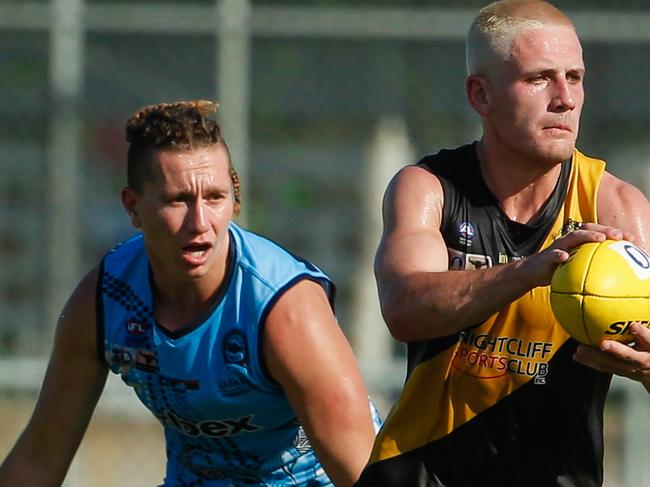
[
  {"left": 597, "top": 171, "right": 650, "bottom": 243},
  {"left": 382, "top": 164, "right": 444, "bottom": 230},
  {"left": 55, "top": 266, "right": 102, "bottom": 358},
  {"left": 387, "top": 163, "right": 443, "bottom": 197}
]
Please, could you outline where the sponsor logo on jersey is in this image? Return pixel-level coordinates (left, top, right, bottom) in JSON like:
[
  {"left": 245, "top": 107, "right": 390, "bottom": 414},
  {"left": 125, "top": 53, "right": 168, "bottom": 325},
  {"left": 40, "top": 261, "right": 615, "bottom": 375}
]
[
  {"left": 498, "top": 253, "right": 524, "bottom": 264},
  {"left": 108, "top": 345, "right": 139, "bottom": 375},
  {"left": 606, "top": 320, "right": 650, "bottom": 337},
  {"left": 452, "top": 330, "right": 553, "bottom": 384},
  {"left": 560, "top": 218, "right": 584, "bottom": 236},
  {"left": 458, "top": 221, "right": 475, "bottom": 246},
  {"left": 126, "top": 319, "right": 149, "bottom": 336},
  {"left": 110, "top": 346, "right": 135, "bottom": 366},
  {"left": 448, "top": 248, "right": 493, "bottom": 270},
  {"left": 218, "top": 374, "right": 252, "bottom": 396},
  {"left": 136, "top": 350, "right": 159, "bottom": 372},
  {"left": 156, "top": 409, "right": 261, "bottom": 438},
  {"left": 223, "top": 330, "right": 247, "bottom": 364},
  {"left": 109, "top": 345, "right": 201, "bottom": 391},
  {"left": 292, "top": 426, "right": 312, "bottom": 455}
]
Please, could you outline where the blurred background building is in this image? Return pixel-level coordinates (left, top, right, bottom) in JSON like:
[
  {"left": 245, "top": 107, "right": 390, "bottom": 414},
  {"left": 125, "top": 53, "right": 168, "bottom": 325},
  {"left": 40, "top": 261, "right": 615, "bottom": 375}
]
[{"left": 0, "top": 0, "right": 649, "bottom": 485}]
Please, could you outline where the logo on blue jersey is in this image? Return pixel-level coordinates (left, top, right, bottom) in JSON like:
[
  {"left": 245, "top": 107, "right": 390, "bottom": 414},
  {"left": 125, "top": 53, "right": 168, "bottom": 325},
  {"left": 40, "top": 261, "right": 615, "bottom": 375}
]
[
  {"left": 158, "top": 409, "right": 261, "bottom": 438},
  {"left": 110, "top": 346, "right": 135, "bottom": 366},
  {"left": 292, "top": 427, "right": 312, "bottom": 455},
  {"left": 223, "top": 330, "right": 247, "bottom": 365},
  {"left": 218, "top": 374, "right": 252, "bottom": 397},
  {"left": 136, "top": 350, "right": 159, "bottom": 372},
  {"left": 126, "top": 319, "right": 149, "bottom": 336}
]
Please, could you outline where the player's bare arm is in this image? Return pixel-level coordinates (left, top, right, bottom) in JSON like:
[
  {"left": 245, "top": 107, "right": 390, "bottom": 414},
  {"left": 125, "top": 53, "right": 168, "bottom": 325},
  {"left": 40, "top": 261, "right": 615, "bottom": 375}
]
[
  {"left": 262, "top": 279, "right": 376, "bottom": 487},
  {"left": 375, "top": 164, "right": 620, "bottom": 342},
  {"left": 573, "top": 172, "right": 650, "bottom": 390},
  {"left": 597, "top": 171, "right": 650, "bottom": 249},
  {"left": 0, "top": 268, "right": 108, "bottom": 485}
]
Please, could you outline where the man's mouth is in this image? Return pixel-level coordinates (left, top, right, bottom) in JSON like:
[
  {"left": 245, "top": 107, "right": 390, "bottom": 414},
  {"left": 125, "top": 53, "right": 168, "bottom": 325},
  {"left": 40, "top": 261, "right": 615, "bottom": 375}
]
[{"left": 544, "top": 124, "right": 571, "bottom": 132}]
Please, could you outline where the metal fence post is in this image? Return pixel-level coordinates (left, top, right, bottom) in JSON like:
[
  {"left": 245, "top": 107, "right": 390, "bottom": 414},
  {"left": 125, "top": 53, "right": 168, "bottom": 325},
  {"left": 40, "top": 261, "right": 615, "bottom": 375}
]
[
  {"left": 45, "top": 0, "right": 84, "bottom": 353},
  {"left": 216, "top": 0, "right": 251, "bottom": 226},
  {"left": 352, "top": 116, "right": 413, "bottom": 415}
]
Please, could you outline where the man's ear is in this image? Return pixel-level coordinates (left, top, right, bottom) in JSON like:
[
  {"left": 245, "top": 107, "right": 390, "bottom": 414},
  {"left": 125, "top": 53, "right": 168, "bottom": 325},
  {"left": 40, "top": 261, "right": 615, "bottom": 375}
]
[
  {"left": 466, "top": 75, "right": 491, "bottom": 116},
  {"left": 121, "top": 187, "right": 141, "bottom": 229}
]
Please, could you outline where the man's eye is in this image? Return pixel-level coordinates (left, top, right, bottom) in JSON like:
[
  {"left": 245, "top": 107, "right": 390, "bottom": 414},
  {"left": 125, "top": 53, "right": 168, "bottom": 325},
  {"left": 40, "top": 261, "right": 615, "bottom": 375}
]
[{"left": 168, "top": 196, "right": 187, "bottom": 204}]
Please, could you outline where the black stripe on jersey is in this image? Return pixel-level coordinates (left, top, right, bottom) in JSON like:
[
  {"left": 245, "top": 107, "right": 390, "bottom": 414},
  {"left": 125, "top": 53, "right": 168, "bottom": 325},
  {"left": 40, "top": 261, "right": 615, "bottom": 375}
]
[
  {"left": 406, "top": 333, "right": 459, "bottom": 380},
  {"left": 355, "top": 340, "right": 611, "bottom": 487}
]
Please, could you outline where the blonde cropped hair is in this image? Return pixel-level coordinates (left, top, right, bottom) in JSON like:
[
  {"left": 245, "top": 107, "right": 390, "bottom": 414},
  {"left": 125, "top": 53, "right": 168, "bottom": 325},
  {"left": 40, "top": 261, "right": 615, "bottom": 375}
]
[{"left": 466, "top": 0, "right": 575, "bottom": 76}]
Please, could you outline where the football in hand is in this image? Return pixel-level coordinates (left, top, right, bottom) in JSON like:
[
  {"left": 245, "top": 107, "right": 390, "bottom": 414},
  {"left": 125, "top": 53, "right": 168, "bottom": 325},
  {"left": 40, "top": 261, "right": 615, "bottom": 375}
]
[{"left": 550, "top": 239, "right": 650, "bottom": 346}]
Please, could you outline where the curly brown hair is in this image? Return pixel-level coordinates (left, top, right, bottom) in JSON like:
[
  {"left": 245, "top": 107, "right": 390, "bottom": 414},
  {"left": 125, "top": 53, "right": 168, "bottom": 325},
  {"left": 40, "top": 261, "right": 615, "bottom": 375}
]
[{"left": 125, "top": 100, "right": 241, "bottom": 208}]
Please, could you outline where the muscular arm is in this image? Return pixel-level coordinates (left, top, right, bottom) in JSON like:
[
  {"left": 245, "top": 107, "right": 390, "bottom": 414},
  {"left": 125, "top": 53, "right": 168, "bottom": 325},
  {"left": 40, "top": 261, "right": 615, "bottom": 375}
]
[
  {"left": 574, "top": 172, "right": 650, "bottom": 391},
  {"left": 375, "top": 165, "right": 611, "bottom": 342},
  {"left": 597, "top": 172, "right": 650, "bottom": 249},
  {"left": 262, "top": 279, "right": 376, "bottom": 487},
  {"left": 0, "top": 268, "right": 109, "bottom": 485}
]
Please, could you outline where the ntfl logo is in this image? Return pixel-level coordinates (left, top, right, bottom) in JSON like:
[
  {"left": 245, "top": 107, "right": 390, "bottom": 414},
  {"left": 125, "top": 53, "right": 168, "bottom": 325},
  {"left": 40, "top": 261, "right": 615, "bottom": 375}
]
[{"left": 458, "top": 222, "right": 475, "bottom": 246}]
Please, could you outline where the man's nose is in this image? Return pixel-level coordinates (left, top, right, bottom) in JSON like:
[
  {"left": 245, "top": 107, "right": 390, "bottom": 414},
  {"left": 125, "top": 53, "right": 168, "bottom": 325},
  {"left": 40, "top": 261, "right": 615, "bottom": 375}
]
[
  {"left": 550, "top": 77, "right": 577, "bottom": 112},
  {"left": 186, "top": 199, "right": 209, "bottom": 233}
]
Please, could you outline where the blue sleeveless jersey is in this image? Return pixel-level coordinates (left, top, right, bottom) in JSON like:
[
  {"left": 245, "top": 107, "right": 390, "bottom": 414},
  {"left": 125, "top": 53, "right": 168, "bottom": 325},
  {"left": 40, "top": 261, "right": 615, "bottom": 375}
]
[{"left": 99, "top": 222, "right": 338, "bottom": 486}]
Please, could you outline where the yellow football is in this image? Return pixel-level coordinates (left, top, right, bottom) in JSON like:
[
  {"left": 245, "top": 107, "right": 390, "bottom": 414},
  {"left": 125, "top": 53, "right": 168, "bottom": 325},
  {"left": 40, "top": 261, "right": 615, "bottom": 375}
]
[{"left": 550, "top": 239, "right": 650, "bottom": 346}]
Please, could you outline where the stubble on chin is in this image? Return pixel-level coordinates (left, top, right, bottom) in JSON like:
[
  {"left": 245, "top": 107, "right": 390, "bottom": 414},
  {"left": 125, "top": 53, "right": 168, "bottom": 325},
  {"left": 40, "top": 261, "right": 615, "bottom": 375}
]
[
  {"left": 530, "top": 129, "right": 577, "bottom": 165},
  {"left": 544, "top": 139, "right": 576, "bottom": 163}
]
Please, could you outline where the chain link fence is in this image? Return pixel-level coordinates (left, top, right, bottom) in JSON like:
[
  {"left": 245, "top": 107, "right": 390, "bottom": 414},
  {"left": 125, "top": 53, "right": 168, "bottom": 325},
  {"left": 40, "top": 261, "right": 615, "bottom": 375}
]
[{"left": 1, "top": 1, "right": 650, "bottom": 485}]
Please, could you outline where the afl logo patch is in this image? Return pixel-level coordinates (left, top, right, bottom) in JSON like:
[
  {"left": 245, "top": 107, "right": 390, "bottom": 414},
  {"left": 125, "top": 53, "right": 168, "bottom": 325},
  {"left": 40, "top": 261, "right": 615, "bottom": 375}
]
[
  {"left": 126, "top": 319, "right": 148, "bottom": 336},
  {"left": 458, "top": 221, "right": 475, "bottom": 246},
  {"left": 458, "top": 222, "right": 475, "bottom": 238},
  {"left": 223, "top": 330, "right": 247, "bottom": 365}
]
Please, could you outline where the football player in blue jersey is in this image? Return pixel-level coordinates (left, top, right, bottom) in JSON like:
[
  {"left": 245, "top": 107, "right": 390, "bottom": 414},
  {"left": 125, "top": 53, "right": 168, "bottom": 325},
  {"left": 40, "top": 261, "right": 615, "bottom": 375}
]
[{"left": 0, "top": 100, "right": 380, "bottom": 486}]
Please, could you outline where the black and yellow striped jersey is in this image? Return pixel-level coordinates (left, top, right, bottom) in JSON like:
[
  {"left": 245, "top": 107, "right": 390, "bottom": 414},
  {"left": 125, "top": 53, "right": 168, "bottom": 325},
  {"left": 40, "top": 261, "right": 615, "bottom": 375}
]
[{"left": 356, "top": 143, "right": 610, "bottom": 487}]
